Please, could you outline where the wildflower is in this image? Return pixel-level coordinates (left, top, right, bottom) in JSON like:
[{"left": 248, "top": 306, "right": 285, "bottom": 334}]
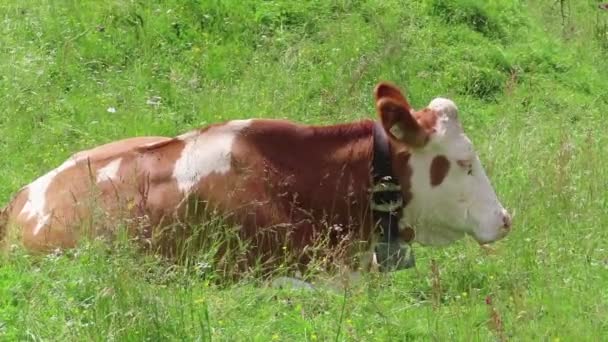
[
  {"left": 107, "top": 107, "right": 116, "bottom": 113},
  {"left": 146, "top": 96, "right": 162, "bottom": 107},
  {"left": 331, "top": 224, "right": 343, "bottom": 232}
]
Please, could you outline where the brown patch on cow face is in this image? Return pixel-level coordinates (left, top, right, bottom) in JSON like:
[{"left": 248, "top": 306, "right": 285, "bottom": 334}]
[
  {"left": 400, "top": 226, "right": 415, "bottom": 242},
  {"left": 430, "top": 155, "right": 450, "bottom": 187},
  {"left": 413, "top": 108, "right": 439, "bottom": 133},
  {"left": 390, "top": 149, "right": 413, "bottom": 207}
]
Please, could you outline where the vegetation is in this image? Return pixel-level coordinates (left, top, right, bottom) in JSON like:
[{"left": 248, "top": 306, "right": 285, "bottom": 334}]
[{"left": 1, "top": 0, "right": 607, "bottom": 340}]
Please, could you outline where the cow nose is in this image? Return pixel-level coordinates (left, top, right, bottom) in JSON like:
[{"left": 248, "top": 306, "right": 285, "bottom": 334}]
[{"left": 501, "top": 210, "right": 512, "bottom": 230}]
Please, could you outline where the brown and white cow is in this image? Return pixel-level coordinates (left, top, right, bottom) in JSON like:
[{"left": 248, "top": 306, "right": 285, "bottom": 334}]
[{"left": 0, "top": 82, "right": 511, "bottom": 274}]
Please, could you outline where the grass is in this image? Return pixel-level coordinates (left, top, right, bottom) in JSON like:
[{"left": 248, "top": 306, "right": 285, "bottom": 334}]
[{"left": 1, "top": 0, "right": 608, "bottom": 340}]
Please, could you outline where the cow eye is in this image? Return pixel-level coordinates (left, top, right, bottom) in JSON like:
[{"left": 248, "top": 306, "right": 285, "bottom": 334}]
[{"left": 457, "top": 159, "right": 473, "bottom": 176}]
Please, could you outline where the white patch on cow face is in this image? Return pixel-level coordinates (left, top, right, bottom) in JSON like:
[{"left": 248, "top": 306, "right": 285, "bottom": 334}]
[
  {"left": 20, "top": 155, "right": 83, "bottom": 235},
  {"left": 401, "top": 98, "right": 510, "bottom": 246},
  {"left": 173, "top": 119, "right": 253, "bottom": 193},
  {"left": 96, "top": 158, "right": 122, "bottom": 183}
]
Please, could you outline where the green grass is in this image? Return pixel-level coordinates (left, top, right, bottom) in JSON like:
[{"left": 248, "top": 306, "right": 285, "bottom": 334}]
[{"left": 1, "top": 0, "right": 608, "bottom": 340}]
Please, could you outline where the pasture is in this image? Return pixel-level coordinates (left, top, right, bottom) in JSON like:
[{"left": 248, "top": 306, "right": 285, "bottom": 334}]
[{"left": 1, "top": 0, "right": 607, "bottom": 340}]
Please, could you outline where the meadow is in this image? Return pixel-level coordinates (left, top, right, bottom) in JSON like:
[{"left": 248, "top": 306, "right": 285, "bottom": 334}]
[{"left": 1, "top": 0, "right": 607, "bottom": 340}]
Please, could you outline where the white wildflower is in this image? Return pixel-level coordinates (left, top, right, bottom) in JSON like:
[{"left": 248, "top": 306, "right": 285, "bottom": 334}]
[{"left": 146, "top": 96, "right": 162, "bottom": 107}]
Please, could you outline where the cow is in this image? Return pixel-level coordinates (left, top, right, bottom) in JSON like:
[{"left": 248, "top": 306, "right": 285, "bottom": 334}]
[{"left": 0, "top": 82, "right": 511, "bottom": 277}]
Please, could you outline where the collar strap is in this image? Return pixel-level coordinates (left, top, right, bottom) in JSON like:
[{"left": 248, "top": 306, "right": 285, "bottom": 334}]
[
  {"left": 371, "top": 121, "right": 403, "bottom": 244},
  {"left": 371, "top": 121, "right": 416, "bottom": 271}
]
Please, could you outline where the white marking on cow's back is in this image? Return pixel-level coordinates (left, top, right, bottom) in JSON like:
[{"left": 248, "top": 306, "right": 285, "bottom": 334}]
[
  {"left": 19, "top": 155, "right": 83, "bottom": 235},
  {"left": 96, "top": 158, "right": 122, "bottom": 183},
  {"left": 173, "top": 119, "right": 253, "bottom": 193},
  {"left": 33, "top": 214, "right": 51, "bottom": 236}
]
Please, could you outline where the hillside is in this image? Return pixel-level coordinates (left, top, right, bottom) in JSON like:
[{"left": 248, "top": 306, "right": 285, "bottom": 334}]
[{"left": 1, "top": 1, "right": 607, "bottom": 340}]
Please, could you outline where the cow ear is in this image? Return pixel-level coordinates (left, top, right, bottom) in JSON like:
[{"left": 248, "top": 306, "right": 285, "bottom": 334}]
[
  {"left": 375, "top": 85, "right": 428, "bottom": 148},
  {"left": 374, "top": 82, "right": 411, "bottom": 109}
]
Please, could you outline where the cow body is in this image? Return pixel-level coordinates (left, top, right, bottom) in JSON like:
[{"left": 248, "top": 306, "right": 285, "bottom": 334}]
[{"left": 0, "top": 82, "right": 512, "bottom": 274}]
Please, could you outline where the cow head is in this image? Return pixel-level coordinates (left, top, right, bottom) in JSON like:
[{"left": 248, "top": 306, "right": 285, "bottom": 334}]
[{"left": 375, "top": 82, "right": 511, "bottom": 246}]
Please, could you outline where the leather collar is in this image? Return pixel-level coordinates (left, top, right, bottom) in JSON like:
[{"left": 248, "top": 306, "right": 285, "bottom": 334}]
[{"left": 371, "top": 121, "right": 415, "bottom": 271}]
